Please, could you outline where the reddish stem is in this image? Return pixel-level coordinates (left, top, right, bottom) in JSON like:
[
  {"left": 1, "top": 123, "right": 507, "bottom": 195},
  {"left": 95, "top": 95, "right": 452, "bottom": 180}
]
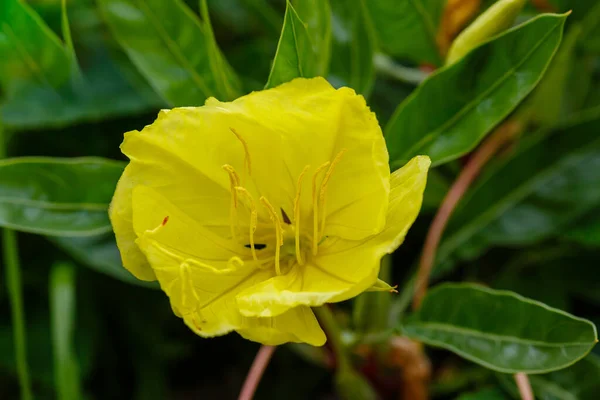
[
  {"left": 413, "top": 121, "right": 522, "bottom": 310},
  {"left": 238, "top": 345, "right": 276, "bottom": 400},
  {"left": 515, "top": 372, "right": 535, "bottom": 400}
]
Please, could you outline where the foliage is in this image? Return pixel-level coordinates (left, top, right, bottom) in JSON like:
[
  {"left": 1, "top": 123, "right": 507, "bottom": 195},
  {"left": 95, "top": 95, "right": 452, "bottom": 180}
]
[{"left": 1, "top": 0, "right": 599, "bottom": 398}]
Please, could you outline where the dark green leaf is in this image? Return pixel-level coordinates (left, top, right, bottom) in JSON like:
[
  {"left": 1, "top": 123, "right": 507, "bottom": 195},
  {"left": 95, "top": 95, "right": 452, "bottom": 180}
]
[
  {"left": 50, "top": 262, "right": 81, "bottom": 400},
  {"left": 0, "top": 0, "right": 70, "bottom": 94},
  {"left": 365, "top": 0, "right": 444, "bottom": 65},
  {"left": 49, "top": 234, "right": 158, "bottom": 289},
  {"left": 437, "top": 108, "right": 600, "bottom": 273},
  {"left": 0, "top": 157, "right": 123, "bottom": 236},
  {"left": 98, "top": 0, "right": 241, "bottom": 106},
  {"left": 328, "top": 0, "right": 376, "bottom": 95},
  {"left": 265, "top": 0, "right": 330, "bottom": 88},
  {"left": 401, "top": 283, "right": 598, "bottom": 373},
  {"left": 385, "top": 14, "right": 567, "bottom": 168},
  {"left": 563, "top": 211, "right": 600, "bottom": 247},
  {"left": 292, "top": 0, "right": 331, "bottom": 78}
]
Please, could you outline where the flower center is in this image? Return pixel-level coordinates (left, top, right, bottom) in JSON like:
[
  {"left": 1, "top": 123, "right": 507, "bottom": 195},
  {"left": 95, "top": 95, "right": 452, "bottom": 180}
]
[{"left": 223, "top": 127, "right": 346, "bottom": 276}]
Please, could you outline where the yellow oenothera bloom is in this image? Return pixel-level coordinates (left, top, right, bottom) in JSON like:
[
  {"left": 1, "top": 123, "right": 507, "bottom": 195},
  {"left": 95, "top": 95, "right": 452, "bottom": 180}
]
[{"left": 110, "top": 77, "right": 430, "bottom": 346}]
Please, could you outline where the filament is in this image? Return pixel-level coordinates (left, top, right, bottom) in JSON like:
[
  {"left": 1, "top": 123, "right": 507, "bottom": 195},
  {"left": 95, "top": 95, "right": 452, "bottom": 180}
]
[
  {"left": 294, "top": 165, "right": 310, "bottom": 265},
  {"left": 311, "top": 162, "right": 330, "bottom": 255},
  {"left": 260, "top": 196, "right": 283, "bottom": 275},
  {"left": 222, "top": 164, "right": 241, "bottom": 243},
  {"left": 230, "top": 127, "right": 252, "bottom": 176},
  {"left": 235, "top": 186, "right": 259, "bottom": 263},
  {"left": 319, "top": 149, "right": 347, "bottom": 238}
]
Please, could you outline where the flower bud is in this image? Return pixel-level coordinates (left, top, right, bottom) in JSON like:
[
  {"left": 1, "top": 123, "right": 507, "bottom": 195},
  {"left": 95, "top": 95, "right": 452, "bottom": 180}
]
[{"left": 446, "top": 0, "right": 527, "bottom": 64}]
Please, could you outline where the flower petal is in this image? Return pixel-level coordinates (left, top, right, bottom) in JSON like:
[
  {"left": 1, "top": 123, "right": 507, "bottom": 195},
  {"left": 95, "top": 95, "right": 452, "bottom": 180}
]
[{"left": 236, "top": 156, "right": 430, "bottom": 317}]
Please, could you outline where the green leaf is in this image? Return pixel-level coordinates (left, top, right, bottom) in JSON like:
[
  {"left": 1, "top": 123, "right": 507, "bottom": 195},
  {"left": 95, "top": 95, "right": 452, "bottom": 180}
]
[
  {"left": 98, "top": 0, "right": 241, "bottom": 106},
  {"left": 328, "top": 0, "right": 376, "bottom": 95},
  {"left": 0, "top": 0, "right": 71, "bottom": 94},
  {"left": 365, "top": 0, "right": 444, "bottom": 65},
  {"left": 49, "top": 234, "right": 158, "bottom": 289},
  {"left": 265, "top": 0, "right": 330, "bottom": 88},
  {"left": 0, "top": 157, "right": 124, "bottom": 236},
  {"left": 401, "top": 283, "right": 598, "bottom": 374},
  {"left": 292, "top": 0, "right": 332, "bottom": 78},
  {"left": 437, "top": 107, "right": 600, "bottom": 273},
  {"left": 50, "top": 262, "right": 81, "bottom": 400},
  {"left": 385, "top": 13, "right": 567, "bottom": 168},
  {"left": 563, "top": 211, "right": 600, "bottom": 247}
]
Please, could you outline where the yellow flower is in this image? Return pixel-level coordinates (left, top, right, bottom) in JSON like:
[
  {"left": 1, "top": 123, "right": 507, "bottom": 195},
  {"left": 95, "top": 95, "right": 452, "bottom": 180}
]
[{"left": 109, "top": 77, "right": 430, "bottom": 346}]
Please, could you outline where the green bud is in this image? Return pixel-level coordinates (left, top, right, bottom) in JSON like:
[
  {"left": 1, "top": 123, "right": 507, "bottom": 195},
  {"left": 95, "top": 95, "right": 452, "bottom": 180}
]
[{"left": 446, "top": 0, "right": 527, "bottom": 64}]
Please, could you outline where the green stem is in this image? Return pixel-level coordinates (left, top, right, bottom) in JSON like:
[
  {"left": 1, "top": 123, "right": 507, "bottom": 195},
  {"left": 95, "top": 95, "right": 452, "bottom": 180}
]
[
  {"left": 314, "top": 306, "right": 352, "bottom": 371},
  {"left": 0, "top": 120, "right": 33, "bottom": 400}
]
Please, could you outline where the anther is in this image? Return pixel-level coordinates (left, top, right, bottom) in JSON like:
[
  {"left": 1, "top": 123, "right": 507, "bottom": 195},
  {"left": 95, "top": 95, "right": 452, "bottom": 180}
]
[
  {"left": 235, "top": 187, "right": 259, "bottom": 263},
  {"left": 311, "top": 162, "right": 330, "bottom": 255},
  {"left": 294, "top": 165, "right": 310, "bottom": 265},
  {"left": 230, "top": 127, "right": 252, "bottom": 176},
  {"left": 260, "top": 196, "right": 283, "bottom": 276},
  {"left": 319, "top": 149, "right": 347, "bottom": 238}
]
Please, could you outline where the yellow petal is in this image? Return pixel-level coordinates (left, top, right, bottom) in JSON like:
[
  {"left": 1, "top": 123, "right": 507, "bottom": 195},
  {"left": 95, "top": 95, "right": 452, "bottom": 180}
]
[
  {"left": 236, "top": 306, "right": 326, "bottom": 346},
  {"left": 236, "top": 156, "right": 430, "bottom": 317}
]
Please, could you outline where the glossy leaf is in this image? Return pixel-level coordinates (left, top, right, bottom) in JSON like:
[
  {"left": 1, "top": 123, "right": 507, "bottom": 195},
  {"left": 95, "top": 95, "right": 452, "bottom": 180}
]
[
  {"left": 401, "top": 283, "right": 598, "bottom": 373},
  {"left": 437, "top": 108, "right": 600, "bottom": 273},
  {"left": 98, "top": 0, "right": 241, "bottom": 106},
  {"left": 457, "top": 388, "right": 508, "bottom": 400},
  {"left": 292, "top": 0, "right": 332, "bottom": 78},
  {"left": 0, "top": 157, "right": 124, "bottom": 236},
  {"left": 0, "top": 0, "right": 71, "bottom": 94},
  {"left": 49, "top": 234, "right": 158, "bottom": 289},
  {"left": 265, "top": 1, "right": 330, "bottom": 88},
  {"left": 328, "top": 0, "right": 376, "bottom": 95},
  {"left": 385, "top": 14, "right": 567, "bottom": 168},
  {"left": 365, "top": 0, "right": 444, "bottom": 65},
  {"left": 50, "top": 262, "right": 81, "bottom": 400}
]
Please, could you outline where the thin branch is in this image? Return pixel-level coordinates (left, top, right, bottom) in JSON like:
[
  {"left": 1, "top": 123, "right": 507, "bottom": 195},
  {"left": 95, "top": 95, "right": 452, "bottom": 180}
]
[
  {"left": 515, "top": 372, "right": 535, "bottom": 400},
  {"left": 413, "top": 120, "right": 522, "bottom": 310},
  {"left": 238, "top": 345, "right": 276, "bottom": 400}
]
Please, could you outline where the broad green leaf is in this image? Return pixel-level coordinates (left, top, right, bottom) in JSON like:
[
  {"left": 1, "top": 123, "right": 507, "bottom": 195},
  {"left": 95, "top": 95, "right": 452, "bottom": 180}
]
[
  {"left": 50, "top": 262, "right": 81, "bottom": 400},
  {"left": 0, "top": 0, "right": 71, "bottom": 94},
  {"left": 421, "top": 168, "right": 451, "bottom": 212},
  {"left": 1, "top": 3, "right": 164, "bottom": 130},
  {"left": 292, "top": 0, "right": 332, "bottom": 78},
  {"left": 436, "top": 108, "right": 600, "bottom": 273},
  {"left": 49, "top": 234, "right": 158, "bottom": 289},
  {"left": 0, "top": 157, "right": 123, "bottom": 236},
  {"left": 365, "top": 0, "right": 444, "bottom": 65},
  {"left": 580, "top": 1, "right": 600, "bottom": 53},
  {"left": 265, "top": 1, "right": 330, "bottom": 88},
  {"left": 385, "top": 14, "right": 567, "bottom": 168},
  {"left": 498, "top": 353, "right": 600, "bottom": 400},
  {"left": 401, "top": 283, "right": 598, "bottom": 373},
  {"left": 98, "top": 0, "right": 241, "bottom": 106},
  {"left": 328, "top": 0, "right": 376, "bottom": 95}
]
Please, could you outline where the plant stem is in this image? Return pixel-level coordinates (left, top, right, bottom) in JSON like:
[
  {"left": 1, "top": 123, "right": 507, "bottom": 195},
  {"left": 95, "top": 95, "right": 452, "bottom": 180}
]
[
  {"left": 413, "top": 120, "right": 522, "bottom": 310},
  {"left": 0, "top": 121, "right": 33, "bottom": 400},
  {"left": 314, "top": 306, "right": 352, "bottom": 370},
  {"left": 238, "top": 345, "right": 276, "bottom": 400},
  {"left": 514, "top": 372, "right": 534, "bottom": 400}
]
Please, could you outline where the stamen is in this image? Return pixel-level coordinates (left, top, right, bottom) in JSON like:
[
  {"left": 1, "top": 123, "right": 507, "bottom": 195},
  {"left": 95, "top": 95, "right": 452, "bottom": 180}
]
[
  {"left": 235, "top": 187, "right": 259, "bottom": 263},
  {"left": 294, "top": 165, "right": 310, "bottom": 265},
  {"left": 230, "top": 127, "right": 252, "bottom": 176},
  {"left": 311, "top": 162, "right": 330, "bottom": 255},
  {"left": 222, "top": 164, "right": 241, "bottom": 243},
  {"left": 319, "top": 149, "right": 348, "bottom": 238},
  {"left": 260, "top": 196, "right": 283, "bottom": 276}
]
